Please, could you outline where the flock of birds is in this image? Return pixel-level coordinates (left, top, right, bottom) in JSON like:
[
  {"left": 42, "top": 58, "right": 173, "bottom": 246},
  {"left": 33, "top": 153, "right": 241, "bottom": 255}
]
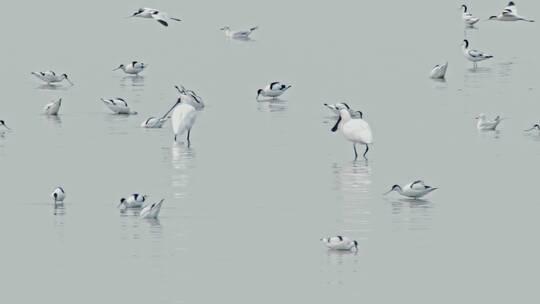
[{"left": 3, "top": 3, "right": 538, "bottom": 253}]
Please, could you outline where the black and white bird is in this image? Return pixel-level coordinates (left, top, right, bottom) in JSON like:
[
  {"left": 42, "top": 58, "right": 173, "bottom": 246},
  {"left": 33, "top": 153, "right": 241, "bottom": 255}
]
[
  {"left": 461, "top": 4, "right": 480, "bottom": 26},
  {"left": 113, "top": 61, "right": 147, "bottom": 75},
  {"left": 256, "top": 82, "right": 292, "bottom": 100},
  {"left": 31, "top": 71, "right": 73, "bottom": 85},
  {"left": 51, "top": 187, "right": 66, "bottom": 205},
  {"left": 489, "top": 1, "right": 534, "bottom": 22},
  {"left": 118, "top": 194, "right": 147, "bottom": 209},
  {"left": 320, "top": 236, "right": 358, "bottom": 251},
  {"left": 139, "top": 199, "right": 164, "bottom": 219},
  {"left": 476, "top": 113, "right": 502, "bottom": 131},
  {"left": 384, "top": 180, "right": 438, "bottom": 199},
  {"left": 430, "top": 62, "right": 448, "bottom": 79},
  {"left": 462, "top": 39, "right": 493, "bottom": 68},
  {"left": 44, "top": 98, "right": 62, "bottom": 115},
  {"left": 130, "top": 8, "right": 181, "bottom": 27},
  {"left": 524, "top": 124, "right": 540, "bottom": 132},
  {"left": 175, "top": 85, "right": 205, "bottom": 110},
  {"left": 323, "top": 103, "right": 362, "bottom": 118},
  {"left": 220, "top": 26, "right": 258, "bottom": 39},
  {"left": 101, "top": 98, "right": 138, "bottom": 115}
]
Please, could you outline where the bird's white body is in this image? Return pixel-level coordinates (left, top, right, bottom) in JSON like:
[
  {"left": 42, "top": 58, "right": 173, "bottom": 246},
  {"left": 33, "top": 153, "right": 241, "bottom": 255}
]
[
  {"left": 430, "top": 62, "right": 448, "bottom": 79},
  {"left": 119, "top": 194, "right": 147, "bottom": 208},
  {"left": 44, "top": 99, "right": 62, "bottom": 115},
  {"left": 221, "top": 26, "right": 258, "bottom": 39},
  {"left": 101, "top": 98, "right": 137, "bottom": 115},
  {"left": 52, "top": 187, "right": 66, "bottom": 204},
  {"left": 257, "top": 82, "right": 292, "bottom": 99},
  {"left": 141, "top": 117, "right": 167, "bottom": 128},
  {"left": 131, "top": 8, "right": 181, "bottom": 27},
  {"left": 139, "top": 199, "right": 164, "bottom": 219},
  {"left": 321, "top": 236, "right": 358, "bottom": 251},
  {"left": 462, "top": 40, "right": 493, "bottom": 68},
  {"left": 114, "top": 61, "right": 146, "bottom": 75},
  {"left": 323, "top": 103, "right": 362, "bottom": 118},
  {"left": 172, "top": 103, "right": 197, "bottom": 144},
  {"left": 490, "top": 2, "right": 534, "bottom": 22},
  {"left": 385, "top": 180, "right": 437, "bottom": 198},
  {"left": 332, "top": 109, "right": 373, "bottom": 159},
  {"left": 31, "top": 71, "right": 73, "bottom": 85},
  {"left": 476, "top": 113, "right": 502, "bottom": 131},
  {"left": 461, "top": 5, "right": 480, "bottom": 26}
]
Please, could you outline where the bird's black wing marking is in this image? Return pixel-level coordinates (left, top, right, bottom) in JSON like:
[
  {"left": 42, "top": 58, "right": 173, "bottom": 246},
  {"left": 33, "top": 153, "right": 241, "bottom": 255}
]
[
  {"left": 157, "top": 19, "right": 168, "bottom": 27},
  {"left": 269, "top": 82, "right": 280, "bottom": 90}
]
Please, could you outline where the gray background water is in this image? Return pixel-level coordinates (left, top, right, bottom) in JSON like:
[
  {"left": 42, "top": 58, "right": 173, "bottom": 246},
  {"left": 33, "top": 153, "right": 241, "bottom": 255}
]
[{"left": 1, "top": 0, "right": 539, "bottom": 303}]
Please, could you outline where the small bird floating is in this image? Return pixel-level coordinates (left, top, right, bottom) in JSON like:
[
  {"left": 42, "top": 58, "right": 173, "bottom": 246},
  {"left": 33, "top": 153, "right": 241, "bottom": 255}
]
[
  {"left": 139, "top": 199, "right": 164, "bottom": 219},
  {"left": 320, "top": 236, "right": 358, "bottom": 251},
  {"left": 476, "top": 113, "right": 502, "bottom": 131},
  {"left": 44, "top": 98, "right": 62, "bottom": 115},
  {"left": 101, "top": 98, "right": 138, "bottom": 115},
  {"left": 130, "top": 8, "right": 181, "bottom": 27},
  {"left": 430, "top": 62, "right": 448, "bottom": 79},
  {"left": 384, "top": 180, "right": 437, "bottom": 199},
  {"left": 220, "top": 26, "right": 258, "bottom": 39},
  {"left": 52, "top": 187, "right": 66, "bottom": 205},
  {"left": 118, "top": 194, "right": 147, "bottom": 209}
]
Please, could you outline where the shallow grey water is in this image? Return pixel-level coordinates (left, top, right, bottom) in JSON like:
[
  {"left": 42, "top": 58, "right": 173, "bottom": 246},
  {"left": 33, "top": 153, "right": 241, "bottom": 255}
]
[{"left": 2, "top": 0, "right": 540, "bottom": 303}]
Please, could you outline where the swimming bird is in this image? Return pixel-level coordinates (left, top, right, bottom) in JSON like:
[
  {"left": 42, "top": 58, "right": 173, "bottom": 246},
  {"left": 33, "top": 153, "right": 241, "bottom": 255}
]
[
  {"left": 101, "top": 98, "right": 138, "bottom": 115},
  {"left": 257, "top": 82, "right": 292, "bottom": 100},
  {"left": 384, "top": 180, "right": 437, "bottom": 199},
  {"left": 175, "top": 85, "right": 205, "bottom": 110},
  {"left": 0, "top": 120, "right": 11, "bottom": 130},
  {"left": 141, "top": 117, "right": 167, "bottom": 128},
  {"left": 489, "top": 2, "right": 534, "bottom": 22},
  {"left": 118, "top": 194, "right": 147, "bottom": 209},
  {"left": 44, "top": 98, "right": 62, "bottom": 115},
  {"left": 461, "top": 5, "right": 480, "bottom": 26},
  {"left": 31, "top": 71, "right": 73, "bottom": 85},
  {"left": 462, "top": 39, "right": 493, "bottom": 69},
  {"left": 130, "top": 8, "right": 181, "bottom": 27},
  {"left": 524, "top": 124, "right": 540, "bottom": 132},
  {"left": 476, "top": 113, "right": 502, "bottom": 131},
  {"left": 169, "top": 97, "right": 200, "bottom": 146},
  {"left": 220, "top": 26, "right": 258, "bottom": 39},
  {"left": 331, "top": 108, "right": 373, "bottom": 160},
  {"left": 430, "top": 62, "right": 448, "bottom": 79},
  {"left": 113, "top": 61, "right": 147, "bottom": 75},
  {"left": 320, "top": 236, "right": 358, "bottom": 251},
  {"left": 51, "top": 187, "right": 66, "bottom": 205},
  {"left": 139, "top": 199, "right": 164, "bottom": 219}
]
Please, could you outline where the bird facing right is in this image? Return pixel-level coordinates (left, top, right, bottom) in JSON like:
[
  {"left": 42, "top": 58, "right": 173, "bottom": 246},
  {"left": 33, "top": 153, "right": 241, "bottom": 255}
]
[{"left": 331, "top": 108, "right": 373, "bottom": 160}]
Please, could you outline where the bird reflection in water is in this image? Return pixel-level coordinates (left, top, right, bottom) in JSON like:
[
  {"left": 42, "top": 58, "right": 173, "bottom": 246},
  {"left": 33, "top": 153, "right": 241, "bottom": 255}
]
[{"left": 257, "top": 99, "right": 288, "bottom": 113}]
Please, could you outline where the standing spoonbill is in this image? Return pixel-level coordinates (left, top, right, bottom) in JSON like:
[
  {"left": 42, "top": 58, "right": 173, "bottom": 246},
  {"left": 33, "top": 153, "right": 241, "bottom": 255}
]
[
  {"left": 101, "top": 98, "right": 138, "bottom": 115},
  {"left": 164, "top": 96, "right": 201, "bottom": 146},
  {"left": 331, "top": 108, "right": 373, "bottom": 160},
  {"left": 140, "top": 199, "right": 164, "bottom": 219},
  {"left": 51, "top": 187, "right": 66, "bottom": 205},
  {"left": 384, "top": 180, "right": 437, "bottom": 199},
  {"left": 44, "top": 98, "right": 62, "bottom": 115},
  {"left": 113, "top": 61, "right": 147, "bottom": 75},
  {"left": 31, "top": 71, "right": 73, "bottom": 85},
  {"left": 320, "top": 236, "right": 358, "bottom": 251},
  {"left": 257, "top": 82, "right": 292, "bottom": 100},
  {"left": 130, "top": 8, "right": 181, "bottom": 27},
  {"left": 462, "top": 39, "right": 493, "bottom": 69}
]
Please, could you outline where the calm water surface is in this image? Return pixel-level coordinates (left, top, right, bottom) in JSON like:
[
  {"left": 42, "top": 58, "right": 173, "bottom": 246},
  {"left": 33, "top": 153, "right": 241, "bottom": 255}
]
[{"left": 1, "top": 0, "right": 540, "bottom": 303}]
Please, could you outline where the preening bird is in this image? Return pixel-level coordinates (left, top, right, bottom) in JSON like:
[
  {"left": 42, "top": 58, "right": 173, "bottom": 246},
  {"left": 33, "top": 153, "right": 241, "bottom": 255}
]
[
  {"left": 256, "top": 82, "right": 292, "bottom": 100},
  {"left": 320, "top": 236, "right": 358, "bottom": 251},
  {"left": 139, "top": 199, "right": 164, "bottom": 219},
  {"left": 331, "top": 108, "right": 373, "bottom": 160},
  {"left": 384, "top": 180, "right": 438, "bottom": 199},
  {"left": 430, "top": 62, "right": 448, "bottom": 79},
  {"left": 44, "top": 98, "right": 62, "bottom": 115},
  {"left": 101, "top": 98, "right": 138, "bottom": 115},
  {"left": 51, "top": 187, "right": 66, "bottom": 205}
]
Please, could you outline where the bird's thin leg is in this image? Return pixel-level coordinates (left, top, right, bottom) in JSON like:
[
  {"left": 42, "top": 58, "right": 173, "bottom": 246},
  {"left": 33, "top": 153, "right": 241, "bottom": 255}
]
[
  {"left": 353, "top": 144, "right": 358, "bottom": 160},
  {"left": 363, "top": 145, "right": 369, "bottom": 159},
  {"left": 187, "top": 129, "right": 191, "bottom": 147}
]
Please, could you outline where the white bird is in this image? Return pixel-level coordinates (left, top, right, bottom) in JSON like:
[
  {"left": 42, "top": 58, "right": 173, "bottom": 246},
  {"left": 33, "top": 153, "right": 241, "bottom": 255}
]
[
  {"left": 430, "top": 62, "right": 448, "bottom": 79},
  {"left": 476, "top": 113, "right": 502, "bottom": 131},
  {"left": 139, "top": 199, "right": 164, "bottom": 219},
  {"left": 461, "top": 5, "right": 480, "bottom": 26},
  {"left": 220, "top": 26, "right": 258, "bottom": 39},
  {"left": 44, "top": 98, "right": 62, "bottom": 115},
  {"left": 489, "top": 1, "right": 534, "bottom": 22},
  {"left": 101, "top": 98, "right": 138, "bottom": 115},
  {"left": 51, "top": 187, "right": 66, "bottom": 205},
  {"left": 331, "top": 108, "right": 373, "bottom": 160},
  {"left": 118, "top": 194, "right": 147, "bottom": 209},
  {"left": 524, "top": 124, "right": 540, "bottom": 132},
  {"left": 113, "top": 61, "right": 147, "bottom": 75},
  {"left": 384, "top": 180, "right": 438, "bottom": 199},
  {"left": 175, "top": 85, "right": 205, "bottom": 110},
  {"left": 323, "top": 102, "right": 362, "bottom": 118},
  {"left": 31, "top": 71, "right": 73, "bottom": 85},
  {"left": 168, "top": 97, "right": 200, "bottom": 146},
  {"left": 130, "top": 8, "right": 181, "bottom": 27},
  {"left": 141, "top": 117, "right": 167, "bottom": 128},
  {"left": 257, "top": 82, "right": 292, "bottom": 100},
  {"left": 0, "top": 120, "right": 11, "bottom": 130},
  {"left": 462, "top": 39, "right": 493, "bottom": 69},
  {"left": 320, "top": 236, "right": 358, "bottom": 251}
]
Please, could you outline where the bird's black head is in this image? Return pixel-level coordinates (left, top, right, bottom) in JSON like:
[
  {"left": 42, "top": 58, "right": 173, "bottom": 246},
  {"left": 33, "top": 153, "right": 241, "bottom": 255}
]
[
  {"left": 257, "top": 89, "right": 263, "bottom": 97},
  {"left": 132, "top": 8, "right": 143, "bottom": 16},
  {"left": 0, "top": 120, "right": 5, "bottom": 125},
  {"left": 391, "top": 185, "right": 401, "bottom": 191},
  {"left": 463, "top": 39, "right": 469, "bottom": 47},
  {"left": 62, "top": 73, "right": 68, "bottom": 79},
  {"left": 341, "top": 102, "right": 350, "bottom": 109},
  {"left": 508, "top": 1, "right": 515, "bottom": 6},
  {"left": 356, "top": 111, "right": 363, "bottom": 119},
  {"left": 120, "top": 198, "right": 126, "bottom": 203},
  {"left": 461, "top": 4, "right": 467, "bottom": 12}
]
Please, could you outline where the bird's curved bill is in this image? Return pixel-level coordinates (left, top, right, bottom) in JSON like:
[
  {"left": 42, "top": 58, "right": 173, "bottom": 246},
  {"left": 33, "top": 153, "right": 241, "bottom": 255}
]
[
  {"left": 66, "top": 79, "right": 74, "bottom": 86},
  {"left": 112, "top": 67, "right": 120, "bottom": 71},
  {"left": 382, "top": 190, "right": 393, "bottom": 195}
]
